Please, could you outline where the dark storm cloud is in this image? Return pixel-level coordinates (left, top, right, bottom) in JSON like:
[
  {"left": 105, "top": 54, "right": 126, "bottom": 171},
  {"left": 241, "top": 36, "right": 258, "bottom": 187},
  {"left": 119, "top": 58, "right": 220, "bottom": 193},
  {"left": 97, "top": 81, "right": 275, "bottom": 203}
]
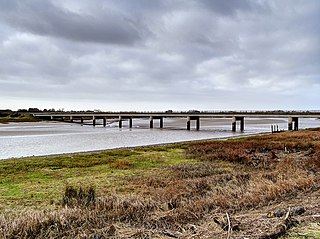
[
  {"left": 0, "top": 0, "right": 142, "bottom": 45},
  {"left": 0, "top": 0, "right": 319, "bottom": 110},
  {"left": 199, "top": 0, "right": 255, "bottom": 15}
]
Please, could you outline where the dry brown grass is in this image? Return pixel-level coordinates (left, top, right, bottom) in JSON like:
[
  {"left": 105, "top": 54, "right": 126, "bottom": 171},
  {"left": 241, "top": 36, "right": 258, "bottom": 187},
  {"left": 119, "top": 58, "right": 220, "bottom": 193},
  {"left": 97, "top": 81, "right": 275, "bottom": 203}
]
[
  {"left": 110, "top": 159, "right": 133, "bottom": 169},
  {"left": 1, "top": 129, "right": 320, "bottom": 238}
]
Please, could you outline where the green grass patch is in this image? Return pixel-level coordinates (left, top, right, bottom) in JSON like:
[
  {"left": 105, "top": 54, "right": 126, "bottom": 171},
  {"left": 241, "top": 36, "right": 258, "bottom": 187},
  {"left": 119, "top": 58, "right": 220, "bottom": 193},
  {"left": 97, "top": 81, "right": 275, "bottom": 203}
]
[
  {"left": 282, "top": 222, "right": 320, "bottom": 238},
  {"left": 0, "top": 145, "right": 195, "bottom": 212}
]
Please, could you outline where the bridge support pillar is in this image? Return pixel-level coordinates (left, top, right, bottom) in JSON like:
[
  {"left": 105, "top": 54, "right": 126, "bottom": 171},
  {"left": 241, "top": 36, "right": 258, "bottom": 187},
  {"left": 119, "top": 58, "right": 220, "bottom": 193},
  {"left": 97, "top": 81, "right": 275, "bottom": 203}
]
[
  {"left": 119, "top": 116, "right": 122, "bottom": 128},
  {"left": 92, "top": 116, "right": 96, "bottom": 127},
  {"left": 196, "top": 117, "right": 200, "bottom": 131},
  {"left": 150, "top": 116, "right": 154, "bottom": 128},
  {"left": 103, "top": 117, "right": 106, "bottom": 127},
  {"left": 129, "top": 118, "right": 133, "bottom": 128},
  {"left": 232, "top": 116, "right": 244, "bottom": 132},
  {"left": 160, "top": 117, "right": 164, "bottom": 129},
  {"left": 232, "top": 117, "right": 236, "bottom": 132},
  {"left": 293, "top": 117, "right": 299, "bottom": 131},
  {"left": 70, "top": 116, "right": 73, "bottom": 123},
  {"left": 81, "top": 117, "right": 83, "bottom": 124},
  {"left": 187, "top": 116, "right": 191, "bottom": 130},
  {"left": 50, "top": 116, "right": 53, "bottom": 120},
  {"left": 288, "top": 117, "right": 293, "bottom": 130},
  {"left": 240, "top": 117, "right": 244, "bottom": 131}
]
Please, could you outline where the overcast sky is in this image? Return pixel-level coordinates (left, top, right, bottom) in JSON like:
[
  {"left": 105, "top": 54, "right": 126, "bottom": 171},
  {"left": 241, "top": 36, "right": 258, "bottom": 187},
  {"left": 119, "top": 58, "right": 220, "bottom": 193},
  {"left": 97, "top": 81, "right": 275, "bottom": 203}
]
[{"left": 0, "top": 0, "right": 319, "bottom": 111}]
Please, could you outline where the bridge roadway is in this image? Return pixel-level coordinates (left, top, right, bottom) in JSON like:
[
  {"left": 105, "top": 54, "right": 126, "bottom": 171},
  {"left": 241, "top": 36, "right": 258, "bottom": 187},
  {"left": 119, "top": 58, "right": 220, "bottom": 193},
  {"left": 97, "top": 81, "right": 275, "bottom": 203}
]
[{"left": 33, "top": 111, "right": 320, "bottom": 132}]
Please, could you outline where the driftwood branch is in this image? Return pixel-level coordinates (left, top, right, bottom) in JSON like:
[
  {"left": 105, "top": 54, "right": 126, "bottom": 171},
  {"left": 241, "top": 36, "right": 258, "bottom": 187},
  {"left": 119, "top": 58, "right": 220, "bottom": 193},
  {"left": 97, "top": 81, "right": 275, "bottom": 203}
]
[
  {"left": 259, "top": 208, "right": 298, "bottom": 239},
  {"left": 226, "top": 212, "right": 231, "bottom": 239}
]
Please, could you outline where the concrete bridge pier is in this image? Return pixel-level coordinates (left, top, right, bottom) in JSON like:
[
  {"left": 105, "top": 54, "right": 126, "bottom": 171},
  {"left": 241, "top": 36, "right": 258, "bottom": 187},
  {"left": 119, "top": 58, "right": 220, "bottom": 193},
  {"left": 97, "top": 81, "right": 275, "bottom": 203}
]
[
  {"left": 288, "top": 117, "right": 299, "bottom": 131},
  {"left": 92, "top": 116, "right": 96, "bottom": 127},
  {"left": 150, "top": 117, "right": 164, "bottom": 129},
  {"left": 149, "top": 116, "right": 154, "bottom": 128},
  {"left": 232, "top": 116, "right": 245, "bottom": 132},
  {"left": 103, "top": 117, "right": 106, "bottom": 127},
  {"left": 50, "top": 116, "right": 54, "bottom": 120},
  {"left": 160, "top": 117, "right": 164, "bottom": 129},
  {"left": 129, "top": 117, "right": 133, "bottom": 128},
  {"left": 186, "top": 116, "right": 200, "bottom": 130},
  {"left": 70, "top": 116, "right": 73, "bottom": 123},
  {"left": 196, "top": 117, "right": 200, "bottom": 131},
  {"left": 80, "top": 117, "right": 84, "bottom": 124},
  {"left": 288, "top": 117, "right": 293, "bottom": 130},
  {"left": 119, "top": 116, "right": 122, "bottom": 128},
  {"left": 293, "top": 117, "right": 299, "bottom": 130}
]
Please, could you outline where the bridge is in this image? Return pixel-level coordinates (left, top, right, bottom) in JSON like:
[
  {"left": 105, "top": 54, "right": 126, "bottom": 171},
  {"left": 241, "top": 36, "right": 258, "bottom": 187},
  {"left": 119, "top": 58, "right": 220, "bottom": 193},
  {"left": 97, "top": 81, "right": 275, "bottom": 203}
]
[{"left": 33, "top": 111, "right": 320, "bottom": 132}]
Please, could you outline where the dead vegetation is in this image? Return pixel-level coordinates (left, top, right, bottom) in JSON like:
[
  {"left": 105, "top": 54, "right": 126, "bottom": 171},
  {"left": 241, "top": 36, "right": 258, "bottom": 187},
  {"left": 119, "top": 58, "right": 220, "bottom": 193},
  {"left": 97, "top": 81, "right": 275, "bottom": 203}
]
[{"left": 1, "top": 129, "right": 320, "bottom": 238}]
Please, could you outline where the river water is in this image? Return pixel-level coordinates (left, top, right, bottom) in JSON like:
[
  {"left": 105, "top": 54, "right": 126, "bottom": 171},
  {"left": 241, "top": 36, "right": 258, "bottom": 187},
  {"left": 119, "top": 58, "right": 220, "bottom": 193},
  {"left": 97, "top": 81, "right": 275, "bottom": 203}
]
[{"left": 0, "top": 118, "right": 319, "bottom": 160}]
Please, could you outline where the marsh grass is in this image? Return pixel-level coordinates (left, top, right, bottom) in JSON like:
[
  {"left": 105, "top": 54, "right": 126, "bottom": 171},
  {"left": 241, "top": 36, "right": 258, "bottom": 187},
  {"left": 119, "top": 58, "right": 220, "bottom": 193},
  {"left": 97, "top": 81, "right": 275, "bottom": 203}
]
[
  {"left": 62, "top": 185, "right": 96, "bottom": 208},
  {"left": 0, "top": 114, "right": 39, "bottom": 123},
  {"left": 1, "top": 129, "right": 320, "bottom": 238}
]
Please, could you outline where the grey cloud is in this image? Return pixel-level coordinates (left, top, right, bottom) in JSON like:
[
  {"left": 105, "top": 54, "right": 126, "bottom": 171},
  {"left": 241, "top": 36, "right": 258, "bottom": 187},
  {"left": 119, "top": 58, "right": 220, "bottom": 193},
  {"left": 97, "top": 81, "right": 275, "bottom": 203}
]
[
  {"left": 0, "top": 0, "right": 319, "bottom": 111},
  {"left": 198, "top": 0, "right": 255, "bottom": 15},
  {"left": 0, "top": 0, "right": 143, "bottom": 45}
]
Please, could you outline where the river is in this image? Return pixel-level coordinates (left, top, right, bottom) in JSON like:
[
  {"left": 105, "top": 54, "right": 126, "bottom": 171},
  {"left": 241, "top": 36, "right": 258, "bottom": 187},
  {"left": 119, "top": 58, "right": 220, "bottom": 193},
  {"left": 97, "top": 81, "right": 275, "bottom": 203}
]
[{"left": 0, "top": 118, "right": 319, "bottom": 160}]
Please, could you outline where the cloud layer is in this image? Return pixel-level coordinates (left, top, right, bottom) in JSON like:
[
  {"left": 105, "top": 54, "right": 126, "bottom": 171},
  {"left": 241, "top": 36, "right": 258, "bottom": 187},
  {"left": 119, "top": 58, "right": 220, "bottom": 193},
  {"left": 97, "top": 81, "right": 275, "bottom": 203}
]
[{"left": 0, "top": 0, "right": 319, "bottom": 110}]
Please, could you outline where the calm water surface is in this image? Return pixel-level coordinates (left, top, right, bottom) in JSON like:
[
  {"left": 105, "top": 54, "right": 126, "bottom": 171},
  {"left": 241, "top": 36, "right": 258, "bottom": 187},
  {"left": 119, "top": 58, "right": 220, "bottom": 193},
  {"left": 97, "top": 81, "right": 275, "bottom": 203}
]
[{"left": 0, "top": 118, "right": 319, "bottom": 160}]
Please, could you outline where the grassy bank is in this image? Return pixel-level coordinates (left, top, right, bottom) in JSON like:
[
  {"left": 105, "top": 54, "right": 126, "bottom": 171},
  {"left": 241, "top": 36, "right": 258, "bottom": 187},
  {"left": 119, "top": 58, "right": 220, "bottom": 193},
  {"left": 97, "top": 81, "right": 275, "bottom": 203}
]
[
  {"left": 0, "top": 129, "right": 320, "bottom": 238},
  {"left": 0, "top": 113, "right": 40, "bottom": 123}
]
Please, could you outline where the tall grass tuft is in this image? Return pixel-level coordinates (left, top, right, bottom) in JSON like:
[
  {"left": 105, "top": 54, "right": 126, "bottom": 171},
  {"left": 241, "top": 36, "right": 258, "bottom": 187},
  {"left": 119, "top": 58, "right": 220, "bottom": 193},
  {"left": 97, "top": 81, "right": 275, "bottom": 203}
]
[{"left": 62, "top": 185, "right": 96, "bottom": 208}]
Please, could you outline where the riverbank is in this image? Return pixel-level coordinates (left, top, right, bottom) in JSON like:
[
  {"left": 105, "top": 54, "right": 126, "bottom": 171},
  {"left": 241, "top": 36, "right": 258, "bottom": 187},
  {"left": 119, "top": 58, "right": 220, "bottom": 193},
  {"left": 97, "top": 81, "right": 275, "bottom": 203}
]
[
  {"left": 0, "top": 113, "right": 39, "bottom": 124},
  {"left": 0, "top": 120, "right": 280, "bottom": 160},
  {"left": 1, "top": 128, "right": 320, "bottom": 238}
]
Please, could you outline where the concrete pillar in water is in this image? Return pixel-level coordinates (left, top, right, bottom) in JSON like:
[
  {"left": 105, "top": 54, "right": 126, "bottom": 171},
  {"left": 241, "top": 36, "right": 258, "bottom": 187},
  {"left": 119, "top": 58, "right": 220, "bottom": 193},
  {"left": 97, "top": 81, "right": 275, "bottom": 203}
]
[
  {"left": 129, "top": 118, "right": 133, "bottom": 128},
  {"left": 187, "top": 116, "right": 191, "bottom": 130},
  {"left": 232, "top": 116, "right": 236, "bottom": 132},
  {"left": 103, "top": 117, "right": 106, "bottom": 127},
  {"left": 288, "top": 117, "right": 293, "bottom": 130},
  {"left": 50, "top": 116, "right": 53, "bottom": 120},
  {"left": 81, "top": 117, "right": 84, "bottom": 124},
  {"left": 160, "top": 117, "right": 164, "bottom": 129},
  {"left": 240, "top": 117, "right": 245, "bottom": 131},
  {"left": 196, "top": 117, "right": 200, "bottom": 131},
  {"left": 293, "top": 117, "right": 299, "bottom": 131},
  {"left": 149, "top": 116, "right": 154, "bottom": 128},
  {"left": 92, "top": 116, "right": 96, "bottom": 127},
  {"left": 70, "top": 116, "right": 73, "bottom": 123},
  {"left": 119, "top": 116, "right": 122, "bottom": 128}
]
